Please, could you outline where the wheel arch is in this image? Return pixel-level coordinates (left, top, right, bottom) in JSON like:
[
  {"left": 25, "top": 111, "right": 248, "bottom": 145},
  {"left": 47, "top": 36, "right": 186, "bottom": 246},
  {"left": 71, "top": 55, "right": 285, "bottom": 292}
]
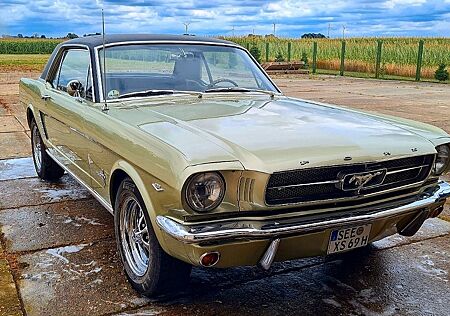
[
  {"left": 26, "top": 104, "right": 36, "bottom": 128},
  {"left": 109, "top": 160, "right": 181, "bottom": 259},
  {"left": 109, "top": 161, "right": 156, "bottom": 219}
]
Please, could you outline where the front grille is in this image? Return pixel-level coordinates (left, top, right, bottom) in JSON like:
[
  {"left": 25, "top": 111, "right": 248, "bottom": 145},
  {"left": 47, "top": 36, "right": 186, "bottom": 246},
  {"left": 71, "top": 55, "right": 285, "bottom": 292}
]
[{"left": 265, "top": 154, "right": 434, "bottom": 205}]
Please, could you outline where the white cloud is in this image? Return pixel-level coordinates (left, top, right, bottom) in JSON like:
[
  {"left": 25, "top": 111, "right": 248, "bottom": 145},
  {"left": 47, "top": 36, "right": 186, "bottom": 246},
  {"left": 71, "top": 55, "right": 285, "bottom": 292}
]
[{"left": 0, "top": 0, "right": 449, "bottom": 37}]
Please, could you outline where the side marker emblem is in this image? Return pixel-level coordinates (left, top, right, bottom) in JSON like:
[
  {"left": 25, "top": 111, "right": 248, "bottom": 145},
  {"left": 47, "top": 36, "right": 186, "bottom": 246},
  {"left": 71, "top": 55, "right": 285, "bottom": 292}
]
[{"left": 152, "top": 183, "right": 164, "bottom": 192}]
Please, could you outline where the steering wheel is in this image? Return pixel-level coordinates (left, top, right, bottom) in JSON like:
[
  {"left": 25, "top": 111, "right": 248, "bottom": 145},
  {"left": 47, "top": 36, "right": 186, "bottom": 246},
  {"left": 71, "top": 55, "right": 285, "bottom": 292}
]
[{"left": 209, "top": 78, "right": 239, "bottom": 88}]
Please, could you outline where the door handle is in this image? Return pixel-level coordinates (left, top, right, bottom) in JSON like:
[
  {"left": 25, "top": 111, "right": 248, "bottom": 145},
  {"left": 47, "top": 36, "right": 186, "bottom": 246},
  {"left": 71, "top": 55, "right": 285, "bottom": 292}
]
[{"left": 41, "top": 95, "right": 51, "bottom": 101}]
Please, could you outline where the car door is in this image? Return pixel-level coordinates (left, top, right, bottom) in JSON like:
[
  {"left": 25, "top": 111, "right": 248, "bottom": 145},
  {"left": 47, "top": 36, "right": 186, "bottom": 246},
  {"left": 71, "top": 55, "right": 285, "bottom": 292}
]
[{"left": 41, "top": 48, "right": 94, "bottom": 186}]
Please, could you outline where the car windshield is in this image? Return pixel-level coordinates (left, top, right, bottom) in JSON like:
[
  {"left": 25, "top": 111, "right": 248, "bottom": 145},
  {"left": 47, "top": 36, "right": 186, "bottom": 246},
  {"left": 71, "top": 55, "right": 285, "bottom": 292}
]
[{"left": 98, "top": 43, "right": 278, "bottom": 100}]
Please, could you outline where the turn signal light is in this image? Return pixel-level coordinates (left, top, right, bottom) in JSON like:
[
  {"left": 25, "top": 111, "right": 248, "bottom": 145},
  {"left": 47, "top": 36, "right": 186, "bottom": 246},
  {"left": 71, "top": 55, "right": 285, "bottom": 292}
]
[{"left": 200, "top": 252, "right": 220, "bottom": 267}]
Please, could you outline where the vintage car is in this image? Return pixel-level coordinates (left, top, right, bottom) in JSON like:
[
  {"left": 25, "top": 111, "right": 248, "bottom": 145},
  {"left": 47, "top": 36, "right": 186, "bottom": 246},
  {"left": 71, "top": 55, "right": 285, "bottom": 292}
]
[{"left": 20, "top": 34, "right": 450, "bottom": 296}]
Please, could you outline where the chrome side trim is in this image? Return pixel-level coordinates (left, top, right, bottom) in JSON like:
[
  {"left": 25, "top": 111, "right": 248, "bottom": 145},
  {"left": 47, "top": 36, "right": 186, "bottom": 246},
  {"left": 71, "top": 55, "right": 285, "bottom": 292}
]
[
  {"left": 156, "top": 181, "right": 450, "bottom": 244},
  {"left": 258, "top": 238, "right": 280, "bottom": 270},
  {"left": 46, "top": 149, "right": 114, "bottom": 214}
]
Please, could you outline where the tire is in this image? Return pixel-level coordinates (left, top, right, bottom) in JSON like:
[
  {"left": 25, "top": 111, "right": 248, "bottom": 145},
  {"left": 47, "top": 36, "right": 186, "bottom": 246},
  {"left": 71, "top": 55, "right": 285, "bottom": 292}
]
[
  {"left": 30, "top": 119, "right": 65, "bottom": 181},
  {"left": 114, "top": 177, "right": 192, "bottom": 297}
]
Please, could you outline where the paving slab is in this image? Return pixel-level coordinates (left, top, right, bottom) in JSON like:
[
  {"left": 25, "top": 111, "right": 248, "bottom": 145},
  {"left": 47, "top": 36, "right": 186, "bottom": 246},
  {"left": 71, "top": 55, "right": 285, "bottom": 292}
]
[
  {"left": 0, "top": 175, "right": 91, "bottom": 210},
  {"left": 0, "top": 199, "right": 113, "bottom": 253},
  {"left": 0, "top": 259, "right": 22, "bottom": 316},
  {"left": 0, "top": 157, "right": 36, "bottom": 181},
  {"left": 373, "top": 218, "right": 450, "bottom": 249},
  {"left": 0, "top": 116, "right": 24, "bottom": 133},
  {"left": 19, "top": 239, "right": 151, "bottom": 316},
  {"left": 122, "top": 236, "right": 450, "bottom": 316},
  {"left": 0, "top": 132, "right": 30, "bottom": 159}
]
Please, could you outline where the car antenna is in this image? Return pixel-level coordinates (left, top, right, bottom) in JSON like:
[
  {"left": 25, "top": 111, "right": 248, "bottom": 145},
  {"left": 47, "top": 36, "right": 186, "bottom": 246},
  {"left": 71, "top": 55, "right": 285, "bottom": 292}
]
[{"left": 101, "top": 9, "right": 109, "bottom": 112}]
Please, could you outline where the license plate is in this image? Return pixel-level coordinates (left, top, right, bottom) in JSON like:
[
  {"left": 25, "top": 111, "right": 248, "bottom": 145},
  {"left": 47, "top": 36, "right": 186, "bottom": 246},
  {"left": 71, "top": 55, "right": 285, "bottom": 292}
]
[{"left": 327, "top": 224, "right": 371, "bottom": 254}]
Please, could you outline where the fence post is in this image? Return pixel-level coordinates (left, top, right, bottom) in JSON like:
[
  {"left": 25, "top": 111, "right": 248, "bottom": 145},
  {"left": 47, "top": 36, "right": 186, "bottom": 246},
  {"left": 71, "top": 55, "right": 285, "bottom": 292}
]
[
  {"left": 266, "top": 42, "right": 270, "bottom": 62},
  {"left": 287, "top": 42, "right": 292, "bottom": 62},
  {"left": 375, "top": 40, "right": 383, "bottom": 79},
  {"left": 340, "top": 41, "right": 346, "bottom": 76},
  {"left": 312, "top": 42, "right": 317, "bottom": 74},
  {"left": 415, "top": 40, "right": 424, "bottom": 81}
]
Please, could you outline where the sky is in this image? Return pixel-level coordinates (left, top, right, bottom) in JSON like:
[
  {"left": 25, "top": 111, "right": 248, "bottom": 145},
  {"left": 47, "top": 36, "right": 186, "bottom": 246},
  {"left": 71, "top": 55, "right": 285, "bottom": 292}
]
[{"left": 1, "top": 0, "right": 450, "bottom": 38}]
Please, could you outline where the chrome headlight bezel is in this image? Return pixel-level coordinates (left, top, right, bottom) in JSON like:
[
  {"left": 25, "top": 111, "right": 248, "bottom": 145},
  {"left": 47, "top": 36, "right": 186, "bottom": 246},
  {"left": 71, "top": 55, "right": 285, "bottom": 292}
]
[
  {"left": 183, "top": 172, "right": 226, "bottom": 213},
  {"left": 433, "top": 144, "right": 450, "bottom": 176}
]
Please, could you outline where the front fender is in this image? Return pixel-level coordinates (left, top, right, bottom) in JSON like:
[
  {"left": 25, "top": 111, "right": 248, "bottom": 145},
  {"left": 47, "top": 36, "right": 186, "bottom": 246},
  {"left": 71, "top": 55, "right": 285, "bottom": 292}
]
[{"left": 109, "top": 160, "right": 185, "bottom": 260}]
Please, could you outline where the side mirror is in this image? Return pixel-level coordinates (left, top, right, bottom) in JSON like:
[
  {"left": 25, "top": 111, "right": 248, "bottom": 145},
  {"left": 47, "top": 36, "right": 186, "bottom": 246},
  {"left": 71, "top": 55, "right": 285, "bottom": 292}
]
[{"left": 67, "top": 80, "right": 83, "bottom": 97}]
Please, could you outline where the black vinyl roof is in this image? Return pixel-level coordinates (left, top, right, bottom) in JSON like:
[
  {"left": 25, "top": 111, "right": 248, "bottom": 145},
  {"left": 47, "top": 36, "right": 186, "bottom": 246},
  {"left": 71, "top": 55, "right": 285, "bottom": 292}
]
[
  {"left": 40, "top": 34, "right": 239, "bottom": 86},
  {"left": 63, "top": 34, "right": 234, "bottom": 49}
]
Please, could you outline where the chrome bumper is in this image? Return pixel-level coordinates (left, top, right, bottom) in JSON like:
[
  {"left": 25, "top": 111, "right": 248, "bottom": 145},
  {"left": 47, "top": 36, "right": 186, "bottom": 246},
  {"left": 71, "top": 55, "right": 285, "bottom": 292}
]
[{"left": 156, "top": 181, "right": 450, "bottom": 244}]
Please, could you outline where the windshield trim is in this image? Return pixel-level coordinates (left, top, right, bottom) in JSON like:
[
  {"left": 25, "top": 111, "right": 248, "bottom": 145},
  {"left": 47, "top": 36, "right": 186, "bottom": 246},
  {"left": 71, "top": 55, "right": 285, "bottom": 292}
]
[{"left": 93, "top": 40, "right": 282, "bottom": 103}]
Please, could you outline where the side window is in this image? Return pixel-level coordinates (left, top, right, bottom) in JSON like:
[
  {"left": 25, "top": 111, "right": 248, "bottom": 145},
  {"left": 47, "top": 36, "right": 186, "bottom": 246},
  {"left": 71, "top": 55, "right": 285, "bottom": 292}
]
[{"left": 52, "top": 49, "right": 90, "bottom": 98}]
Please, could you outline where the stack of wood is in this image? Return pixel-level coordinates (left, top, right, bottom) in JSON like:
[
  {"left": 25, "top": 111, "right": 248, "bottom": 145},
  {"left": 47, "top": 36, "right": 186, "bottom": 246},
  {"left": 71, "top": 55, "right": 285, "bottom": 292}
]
[{"left": 261, "top": 61, "right": 309, "bottom": 74}]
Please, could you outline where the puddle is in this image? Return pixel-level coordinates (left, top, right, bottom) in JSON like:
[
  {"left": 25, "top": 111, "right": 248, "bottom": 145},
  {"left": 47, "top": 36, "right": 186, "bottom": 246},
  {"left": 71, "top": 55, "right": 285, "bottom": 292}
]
[{"left": 0, "top": 157, "right": 36, "bottom": 181}]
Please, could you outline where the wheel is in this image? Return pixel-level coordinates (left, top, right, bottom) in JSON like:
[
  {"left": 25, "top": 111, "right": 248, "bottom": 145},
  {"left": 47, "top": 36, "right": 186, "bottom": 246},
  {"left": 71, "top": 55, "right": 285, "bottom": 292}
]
[
  {"left": 114, "top": 177, "right": 192, "bottom": 296},
  {"left": 30, "top": 119, "right": 65, "bottom": 181}
]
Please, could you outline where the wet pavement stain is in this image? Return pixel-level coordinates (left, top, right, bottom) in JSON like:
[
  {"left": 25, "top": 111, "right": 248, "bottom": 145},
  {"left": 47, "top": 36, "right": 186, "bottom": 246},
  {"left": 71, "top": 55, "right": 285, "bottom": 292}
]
[
  {"left": 0, "top": 199, "right": 114, "bottom": 252},
  {"left": 0, "top": 157, "right": 35, "bottom": 181},
  {"left": 19, "top": 239, "right": 151, "bottom": 316},
  {"left": 0, "top": 175, "right": 91, "bottom": 210}
]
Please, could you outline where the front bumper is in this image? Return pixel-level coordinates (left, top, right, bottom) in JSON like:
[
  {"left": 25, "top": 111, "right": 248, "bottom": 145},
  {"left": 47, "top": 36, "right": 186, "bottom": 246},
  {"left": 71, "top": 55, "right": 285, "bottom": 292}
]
[
  {"left": 157, "top": 181, "right": 450, "bottom": 243},
  {"left": 156, "top": 181, "right": 450, "bottom": 268}
]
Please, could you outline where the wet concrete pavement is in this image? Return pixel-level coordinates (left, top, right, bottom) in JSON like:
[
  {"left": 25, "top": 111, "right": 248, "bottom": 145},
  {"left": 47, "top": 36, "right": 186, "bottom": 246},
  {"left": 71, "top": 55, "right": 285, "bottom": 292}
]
[{"left": 1, "top": 72, "right": 450, "bottom": 315}]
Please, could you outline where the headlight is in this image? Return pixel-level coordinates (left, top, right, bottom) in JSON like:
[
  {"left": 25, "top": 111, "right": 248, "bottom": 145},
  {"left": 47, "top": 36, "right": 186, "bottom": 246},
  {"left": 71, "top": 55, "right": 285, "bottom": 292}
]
[
  {"left": 184, "top": 172, "right": 225, "bottom": 212},
  {"left": 433, "top": 144, "right": 450, "bottom": 176}
]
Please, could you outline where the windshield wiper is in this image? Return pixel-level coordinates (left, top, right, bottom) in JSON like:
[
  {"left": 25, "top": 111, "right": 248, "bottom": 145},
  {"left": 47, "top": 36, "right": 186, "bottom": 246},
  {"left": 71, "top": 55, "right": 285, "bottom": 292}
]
[
  {"left": 118, "top": 89, "right": 175, "bottom": 99},
  {"left": 117, "top": 89, "right": 204, "bottom": 100},
  {"left": 205, "top": 87, "right": 251, "bottom": 93},
  {"left": 204, "top": 87, "right": 277, "bottom": 96}
]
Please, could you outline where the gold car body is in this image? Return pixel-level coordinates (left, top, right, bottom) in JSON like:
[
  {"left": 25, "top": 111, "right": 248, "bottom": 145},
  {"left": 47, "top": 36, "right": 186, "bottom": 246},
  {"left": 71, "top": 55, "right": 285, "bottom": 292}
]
[{"left": 20, "top": 35, "right": 450, "bottom": 268}]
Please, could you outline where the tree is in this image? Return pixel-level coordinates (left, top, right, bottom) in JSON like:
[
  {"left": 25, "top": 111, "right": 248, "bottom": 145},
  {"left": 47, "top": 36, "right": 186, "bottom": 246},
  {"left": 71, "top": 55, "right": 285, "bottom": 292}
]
[
  {"left": 66, "top": 33, "right": 79, "bottom": 39},
  {"left": 40, "top": 35, "right": 46, "bottom": 39},
  {"left": 249, "top": 44, "right": 261, "bottom": 63},
  {"left": 435, "top": 64, "right": 449, "bottom": 81},
  {"left": 17, "top": 33, "right": 23, "bottom": 38},
  {"left": 301, "top": 33, "right": 326, "bottom": 39}
]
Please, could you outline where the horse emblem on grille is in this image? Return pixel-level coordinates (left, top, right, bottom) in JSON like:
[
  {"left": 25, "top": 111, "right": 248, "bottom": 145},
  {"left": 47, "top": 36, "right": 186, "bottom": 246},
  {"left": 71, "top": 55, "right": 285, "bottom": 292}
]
[{"left": 339, "top": 169, "right": 387, "bottom": 193}]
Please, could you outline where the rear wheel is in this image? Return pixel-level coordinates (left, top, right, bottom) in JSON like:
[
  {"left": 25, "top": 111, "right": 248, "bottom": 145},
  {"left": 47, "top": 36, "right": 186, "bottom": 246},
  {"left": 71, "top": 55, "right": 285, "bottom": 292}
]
[
  {"left": 30, "top": 119, "right": 64, "bottom": 181},
  {"left": 114, "top": 177, "right": 192, "bottom": 296}
]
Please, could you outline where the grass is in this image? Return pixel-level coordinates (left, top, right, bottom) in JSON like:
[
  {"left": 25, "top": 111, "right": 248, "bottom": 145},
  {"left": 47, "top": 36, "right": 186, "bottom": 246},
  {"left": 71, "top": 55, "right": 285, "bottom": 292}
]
[
  {"left": 0, "top": 54, "right": 50, "bottom": 71},
  {"left": 315, "top": 68, "right": 449, "bottom": 84}
]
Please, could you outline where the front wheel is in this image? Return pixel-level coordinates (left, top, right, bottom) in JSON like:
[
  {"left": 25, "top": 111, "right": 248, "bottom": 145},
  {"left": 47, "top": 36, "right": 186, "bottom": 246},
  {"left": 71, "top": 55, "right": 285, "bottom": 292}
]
[
  {"left": 114, "top": 178, "right": 192, "bottom": 296},
  {"left": 30, "top": 119, "right": 64, "bottom": 181}
]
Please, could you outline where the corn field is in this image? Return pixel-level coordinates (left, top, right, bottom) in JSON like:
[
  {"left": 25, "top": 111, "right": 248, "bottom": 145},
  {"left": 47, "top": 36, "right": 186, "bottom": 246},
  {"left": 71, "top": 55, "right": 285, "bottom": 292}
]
[
  {"left": 223, "top": 36, "right": 450, "bottom": 79},
  {"left": 1, "top": 37, "right": 449, "bottom": 79}
]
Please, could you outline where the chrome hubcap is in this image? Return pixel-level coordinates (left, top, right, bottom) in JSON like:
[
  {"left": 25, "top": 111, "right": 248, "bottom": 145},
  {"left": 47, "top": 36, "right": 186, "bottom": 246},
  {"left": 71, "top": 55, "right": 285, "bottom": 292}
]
[
  {"left": 120, "top": 195, "right": 150, "bottom": 277},
  {"left": 32, "top": 125, "right": 42, "bottom": 173}
]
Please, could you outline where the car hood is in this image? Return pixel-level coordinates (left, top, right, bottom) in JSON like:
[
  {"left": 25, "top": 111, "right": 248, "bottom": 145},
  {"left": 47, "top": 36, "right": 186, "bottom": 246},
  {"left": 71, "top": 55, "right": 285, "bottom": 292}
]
[{"left": 110, "top": 95, "right": 440, "bottom": 173}]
